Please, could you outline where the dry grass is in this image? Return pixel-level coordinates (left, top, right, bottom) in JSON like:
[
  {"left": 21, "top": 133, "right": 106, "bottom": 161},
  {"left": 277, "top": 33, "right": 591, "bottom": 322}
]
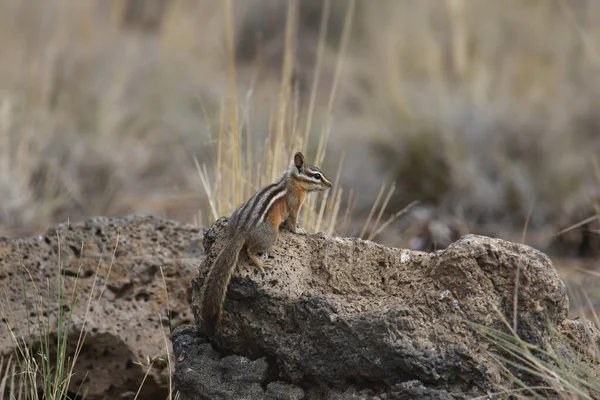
[
  {"left": 469, "top": 245, "right": 600, "bottom": 399},
  {"left": 471, "top": 303, "right": 600, "bottom": 400},
  {"left": 343, "top": 1, "right": 600, "bottom": 233},
  {"left": 0, "top": 231, "right": 179, "bottom": 399},
  {"left": 193, "top": 0, "right": 399, "bottom": 238},
  {"left": 0, "top": 0, "right": 598, "bottom": 244}
]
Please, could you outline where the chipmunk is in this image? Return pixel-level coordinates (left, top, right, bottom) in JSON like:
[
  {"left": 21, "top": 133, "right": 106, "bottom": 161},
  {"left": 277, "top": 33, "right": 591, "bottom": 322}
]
[{"left": 199, "top": 151, "right": 332, "bottom": 334}]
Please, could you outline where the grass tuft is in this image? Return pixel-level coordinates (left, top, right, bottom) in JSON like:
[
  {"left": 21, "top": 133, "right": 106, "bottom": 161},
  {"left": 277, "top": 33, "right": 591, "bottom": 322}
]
[
  {"left": 1, "top": 229, "right": 180, "bottom": 399},
  {"left": 194, "top": 0, "right": 398, "bottom": 241},
  {"left": 470, "top": 302, "right": 600, "bottom": 400}
]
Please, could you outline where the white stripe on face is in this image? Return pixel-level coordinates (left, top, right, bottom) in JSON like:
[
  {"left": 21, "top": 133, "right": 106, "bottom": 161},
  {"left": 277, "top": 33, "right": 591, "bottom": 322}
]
[{"left": 293, "top": 172, "right": 323, "bottom": 185}]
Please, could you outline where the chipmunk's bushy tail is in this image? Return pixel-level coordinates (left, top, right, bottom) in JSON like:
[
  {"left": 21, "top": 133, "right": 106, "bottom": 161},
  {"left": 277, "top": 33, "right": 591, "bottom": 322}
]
[{"left": 200, "top": 233, "right": 245, "bottom": 335}]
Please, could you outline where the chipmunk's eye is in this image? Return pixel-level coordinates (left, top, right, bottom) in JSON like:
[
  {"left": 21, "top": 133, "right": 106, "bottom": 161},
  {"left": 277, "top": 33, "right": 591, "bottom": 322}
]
[{"left": 312, "top": 173, "right": 321, "bottom": 180}]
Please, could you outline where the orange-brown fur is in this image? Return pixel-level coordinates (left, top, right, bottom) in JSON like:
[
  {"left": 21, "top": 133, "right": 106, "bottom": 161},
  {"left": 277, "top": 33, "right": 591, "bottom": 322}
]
[
  {"left": 285, "top": 181, "right": 306, "bottom": 229},
  {"left": 266, "top": 196, "right": 289, "bottom": 230}
]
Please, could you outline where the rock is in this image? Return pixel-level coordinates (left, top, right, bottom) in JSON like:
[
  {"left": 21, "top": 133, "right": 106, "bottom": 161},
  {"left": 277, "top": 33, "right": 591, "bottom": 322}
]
[
  {"left": 0, "top": 215, "right": 204, "bottom": 399},
  {"left": 176, "top": 217, "right": 600, "bottom": 399},
  {"left": 171, "top": 325, "right": 304, "bottom": 400}
]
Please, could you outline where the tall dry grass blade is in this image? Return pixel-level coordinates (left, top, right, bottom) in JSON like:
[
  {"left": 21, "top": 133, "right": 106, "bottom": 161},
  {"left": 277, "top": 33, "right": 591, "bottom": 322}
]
[
  {"left": 158, "top": 267, "right": 174, "bottom": 400},
  {"left": 359, "top": 183, "right": 386, "bottom": 239},
  {"left": 512, "top": 261, "right": 522, "bottom": 334},
  {"left": 471, "top": 386, "right": 555, "bottom": 400},
  {"left": 291, "top": 78, "right": 301, "bottom": 149},
  {"left": 579, "top": 287, "right": 600, "bottom": 334},
  {"left": 274, "top": 0, "right": 298, "bottom": 167},
  {"left": 160, "top": 326, "right": 175, "bottom": 400},
  {"left": 490, "top": 303, "right": 520, "bottom": 340},
  {"left": 370, "top": 200, "right": 419, "bottom": 240},
  {"left": 0, "top": 355, "right": 13, "bottom": 397},
  {"left": 265, "top": 107, "right": 276, "bottom": 184},
  {"left": 367, "top": 182, "right": 396, "bottom": 241},
  {"left": 69, "top": 233, "right": 120, "bottom": 394},
  {"left": 521, "top": 199, "right": 535, "bottom": 244},
  {"left": 327, "top": 152, "right": 345, "bottom": 216},
  {"left": 217, "top": 100, "right": 229, "bottom": 217},
  {"left": 487, "top": 305, "right": 590, "bottom": 397},
  {"left": 327, "top": 187, "right": 343, "bottom": 236},
  {"left": 325, "top": 152, "right": 346, "bottom": 234},
  {"left": 223, "top": 0, "right": 241, "bottom": 207},
  {"left": 194, "top": 156, "right": 218, "bottom": 222},
  {"left": 133, "top": 356, "right": 157, "bottom": 400},
  {"left": 592, "top": 157, "right": 600, "bottom": 185},
  {"left": 244, "top": 90, "right": 254, "bottom": 201},
  {"left": 56, "top": 239, "right": 86, "bottom": 399},
  {"left": 315, "top": 189, "right": 330, "bottom": 234},
  {"left": 474, "top": 329, "right": 554, "bottom": 399},
  {"left": 446, "top": 0, "right": 468, "bottom": 80},
  {"left": 559, "top": 291, "right": 600, "bottom": 368},
  {"left": 303, "top": 0, "right": 332, "bottom": 155},
  {"left": 341, "top": 189, "right": 356, "bottom": 236},
  {"left": 307, "top": 120, "right": 333, "bottom": 229},
  {"left": 196, "top": 92, "right": 214, "bottom": 142},
  {"left": 316, "top": 0, "right": 356, "bottom": 166},
  {"left": 553, "top": 215, "right": 598, "bottom": 237},
  {"left": 558, "top": 0, "right": 600, "bottom": 67},
  {"left": 211, "top": 99, "right": 224, "bottom": 209}
]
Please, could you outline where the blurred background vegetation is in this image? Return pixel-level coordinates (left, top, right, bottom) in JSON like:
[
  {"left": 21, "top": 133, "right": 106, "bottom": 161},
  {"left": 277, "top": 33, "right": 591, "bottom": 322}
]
[{"left": 0, "top": 0, "right": 599, "bottom": 313}]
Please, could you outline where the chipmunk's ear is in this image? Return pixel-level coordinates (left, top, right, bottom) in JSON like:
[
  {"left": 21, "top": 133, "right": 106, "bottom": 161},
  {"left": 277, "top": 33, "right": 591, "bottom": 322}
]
[{"left": 293, "top": 152, "right": 305, "bottom": 171}]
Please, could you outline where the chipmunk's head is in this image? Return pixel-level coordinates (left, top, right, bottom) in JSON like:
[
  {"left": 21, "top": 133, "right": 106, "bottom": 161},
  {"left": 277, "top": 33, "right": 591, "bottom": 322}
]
[{"left": 290, "top": 151, "right": 332, "bottom": 192}]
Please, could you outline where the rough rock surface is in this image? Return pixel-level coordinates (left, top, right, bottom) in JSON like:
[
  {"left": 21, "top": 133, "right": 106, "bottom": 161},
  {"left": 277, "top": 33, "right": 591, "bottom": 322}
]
[
  {"left": 173, "top": 217, "right": 600, "bottom": 400},
  {"left": 0, "top": 215, "right": 204, "bottom": 399}
]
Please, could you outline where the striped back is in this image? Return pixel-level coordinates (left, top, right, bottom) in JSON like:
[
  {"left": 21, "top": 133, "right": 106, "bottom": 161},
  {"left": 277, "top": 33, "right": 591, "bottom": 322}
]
[{"left": 229, "top": 176, "right": 288, "bottom": 231}]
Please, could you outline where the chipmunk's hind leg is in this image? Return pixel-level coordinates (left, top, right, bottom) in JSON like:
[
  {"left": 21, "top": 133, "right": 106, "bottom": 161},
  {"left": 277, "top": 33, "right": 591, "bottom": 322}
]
[{"left": 246, "top": 221, "right": 277, "bottom": 270}]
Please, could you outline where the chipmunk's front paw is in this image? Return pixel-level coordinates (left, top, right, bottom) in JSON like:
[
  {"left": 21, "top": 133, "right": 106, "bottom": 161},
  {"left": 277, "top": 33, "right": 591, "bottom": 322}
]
[{"left": 294, "top": 226, "right": 307, "bottom": 235}]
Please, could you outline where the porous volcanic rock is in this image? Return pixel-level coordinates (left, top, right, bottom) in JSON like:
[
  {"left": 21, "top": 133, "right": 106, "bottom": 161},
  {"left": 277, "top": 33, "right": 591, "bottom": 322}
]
[
  {"left": 174, "top": 217, "right": 600, "bottom": 400},
  {"left": 0, "top": 215, "right": 204, "bottom": 399}
]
